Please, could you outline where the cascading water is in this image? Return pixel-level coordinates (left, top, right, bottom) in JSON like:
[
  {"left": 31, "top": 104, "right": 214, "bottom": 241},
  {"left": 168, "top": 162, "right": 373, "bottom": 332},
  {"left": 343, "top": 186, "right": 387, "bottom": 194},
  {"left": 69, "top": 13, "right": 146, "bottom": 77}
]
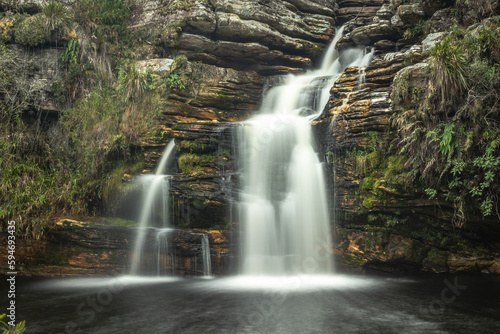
[
  {"left": 156, "top": 228, "right": 173, "bottom": 276},
  {"left": 201, "top": 234, "right": 212, "bottom": 277},
  {"left": 239, "top": 26, "right": 374, "bottom": 275},
  {"left": 130, "top": 140, "right": 176, "bottom": 275}
]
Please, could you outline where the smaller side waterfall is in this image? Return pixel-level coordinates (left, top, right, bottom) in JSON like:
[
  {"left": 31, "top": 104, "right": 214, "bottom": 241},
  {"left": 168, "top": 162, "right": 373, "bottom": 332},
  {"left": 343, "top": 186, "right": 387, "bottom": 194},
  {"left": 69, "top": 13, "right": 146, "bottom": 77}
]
[
  {"left": 156, "top": 228, "right": 173, "bottom": 276},
  {"left": 130, "top": 140, "right": 176, "bottom": 275},
  {"left": 201, "top": 234, "right": 212, "bottom": 277}
]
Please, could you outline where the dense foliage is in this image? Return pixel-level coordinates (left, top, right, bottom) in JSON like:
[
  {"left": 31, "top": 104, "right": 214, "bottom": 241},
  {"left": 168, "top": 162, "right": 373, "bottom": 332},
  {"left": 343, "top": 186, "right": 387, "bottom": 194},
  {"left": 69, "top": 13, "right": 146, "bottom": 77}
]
[
  {"left": 0, "top": 0, "right": 176, "bottom": 236},
  {"left": 393, "top": 18, "right": 500, "bottom": 227}
]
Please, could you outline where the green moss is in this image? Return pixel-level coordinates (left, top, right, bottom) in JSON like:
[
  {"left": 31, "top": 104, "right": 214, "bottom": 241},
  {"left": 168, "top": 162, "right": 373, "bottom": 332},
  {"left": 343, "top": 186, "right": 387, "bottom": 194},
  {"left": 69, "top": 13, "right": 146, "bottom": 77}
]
[
  {"left": 362, "top": 197, "right": 373, "bottom": 209},
  {"left": 366, "top": 151, "right": 379, "bottom": 168},
  {"left": 361, "top": 176, "right": 374, "bottom": 191},
  {"left": 178, "top": 153, "right": 216, "bottom": 174},
  {"left": 98, "top": 217, "right": 138, "bottom": 227},
  {"left": 177, "top": 139, "right": 217, "bottom": 154},
  {"left": 102, "top": 161, "right": 144, "bottom": 206}
]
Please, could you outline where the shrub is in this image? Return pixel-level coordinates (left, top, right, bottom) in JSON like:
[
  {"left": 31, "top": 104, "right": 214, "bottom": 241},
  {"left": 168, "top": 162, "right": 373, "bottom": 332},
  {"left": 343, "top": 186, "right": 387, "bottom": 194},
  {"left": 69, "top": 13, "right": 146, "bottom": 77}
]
[
  {"left": 392, "top": 21, "right": 500, "bottom": 226},
  {"left": 41, "top": 0, "right": 73, "bottom": 32},
  {"left": 14, "top": 14, "right": 47, "bottom": 47},
  {"left": 0, "top": 16, "right": 15, "bottom": 44}
]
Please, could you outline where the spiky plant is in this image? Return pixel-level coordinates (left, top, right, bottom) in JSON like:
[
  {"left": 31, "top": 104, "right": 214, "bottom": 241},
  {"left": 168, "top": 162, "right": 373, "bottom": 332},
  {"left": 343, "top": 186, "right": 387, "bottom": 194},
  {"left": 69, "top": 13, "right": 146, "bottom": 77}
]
[
  {"left": 41, "top": 0, "right": 73, "bottom": 32},
  {"left": 429, "top": 38, "right": 468, "bottom": 105}
]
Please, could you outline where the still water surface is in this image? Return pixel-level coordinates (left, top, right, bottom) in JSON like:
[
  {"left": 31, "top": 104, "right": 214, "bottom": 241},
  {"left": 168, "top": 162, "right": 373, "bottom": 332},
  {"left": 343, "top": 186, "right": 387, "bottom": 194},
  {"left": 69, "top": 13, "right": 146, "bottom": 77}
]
[{"left": 6, "top": 273, "right": 500, "bottom": 333}]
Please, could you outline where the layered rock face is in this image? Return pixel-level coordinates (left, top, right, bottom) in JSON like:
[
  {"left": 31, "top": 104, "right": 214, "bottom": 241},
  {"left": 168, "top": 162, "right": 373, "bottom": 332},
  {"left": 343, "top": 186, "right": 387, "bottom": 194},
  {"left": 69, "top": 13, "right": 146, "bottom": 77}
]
[
  {"left": 0, "top": 219, "right": 232, "bottom": 276},
  {"left": 130, "top": 0, "right": 336, "bottom": 74},
  {"left": 314, "top": 0, "right": 500, "bottom": 273}
]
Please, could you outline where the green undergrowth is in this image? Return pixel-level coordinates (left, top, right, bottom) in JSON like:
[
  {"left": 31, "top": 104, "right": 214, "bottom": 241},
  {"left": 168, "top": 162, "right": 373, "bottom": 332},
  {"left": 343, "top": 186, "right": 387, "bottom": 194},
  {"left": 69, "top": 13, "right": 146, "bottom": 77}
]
[
  {"left": 392, "top": 18, "right": 500, "bottom": 227},
  {"left": 178, "top": 153, "right": 217, "bottom": 174},
  {"left": 337, "top": 131, "right": 414, "bottom": 213},
  {"left": 0, "top": 0, "right": 192, "bottom": 237}
]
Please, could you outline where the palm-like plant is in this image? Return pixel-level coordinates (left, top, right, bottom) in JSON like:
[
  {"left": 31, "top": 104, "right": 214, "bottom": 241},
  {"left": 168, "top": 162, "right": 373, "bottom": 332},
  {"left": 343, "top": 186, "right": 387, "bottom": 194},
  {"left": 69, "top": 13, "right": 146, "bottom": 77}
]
[{"left": 41, "top": 0, "right": 73, "bottom": 32}]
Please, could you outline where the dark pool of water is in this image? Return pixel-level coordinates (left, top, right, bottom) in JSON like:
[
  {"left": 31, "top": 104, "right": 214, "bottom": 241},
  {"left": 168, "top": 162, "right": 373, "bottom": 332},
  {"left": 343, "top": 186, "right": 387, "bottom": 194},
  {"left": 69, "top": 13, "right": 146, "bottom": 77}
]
[{"left": 4, "top": 273, "right": 500, "bottom": 333}]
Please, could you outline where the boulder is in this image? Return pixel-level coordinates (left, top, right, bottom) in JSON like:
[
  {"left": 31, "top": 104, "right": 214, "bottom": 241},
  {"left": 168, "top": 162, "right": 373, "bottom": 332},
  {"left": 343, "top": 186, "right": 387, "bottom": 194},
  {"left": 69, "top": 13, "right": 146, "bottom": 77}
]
[
  {"left": 427, "top": 8, "right": 455, "bottom": 33},
  {"left": 375, "top": 3, "right": 394, "bottom": 20},
  {"left": 397, "top": 3, "right": 426, "bottom": 26}
]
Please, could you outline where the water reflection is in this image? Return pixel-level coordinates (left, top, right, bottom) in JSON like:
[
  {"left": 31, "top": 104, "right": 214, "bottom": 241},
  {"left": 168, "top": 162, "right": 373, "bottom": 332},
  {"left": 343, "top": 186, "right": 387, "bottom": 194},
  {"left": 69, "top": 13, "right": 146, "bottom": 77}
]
[{"left": 9, "top": 274, "right": 500, "bottom": 334}]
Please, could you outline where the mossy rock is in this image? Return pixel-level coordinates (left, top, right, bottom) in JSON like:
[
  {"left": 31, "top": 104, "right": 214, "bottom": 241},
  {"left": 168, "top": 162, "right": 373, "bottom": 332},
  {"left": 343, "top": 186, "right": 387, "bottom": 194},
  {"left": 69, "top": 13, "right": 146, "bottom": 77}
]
[
  {"left": 178, "top": 153, "right": 216, "bottom": 173},
  {"left": 177, "top": 139, "right": 218, "bottom": 154}
]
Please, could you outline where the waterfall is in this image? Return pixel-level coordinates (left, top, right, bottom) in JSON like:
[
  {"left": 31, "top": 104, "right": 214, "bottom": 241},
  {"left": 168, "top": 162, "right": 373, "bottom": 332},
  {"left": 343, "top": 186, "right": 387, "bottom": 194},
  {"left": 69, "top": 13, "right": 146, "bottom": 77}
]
[
  {"left": 239, "top": 26, "right": 374, "bottom": 276},
  {"left": 130, "top": 140, "right": 176, "bottom": 275},
  {"left": 156, "top": 228, "right": 172, "bottom": 276},
  {"left": 201, "top": 234, "right": 212, "bottom": 277}
]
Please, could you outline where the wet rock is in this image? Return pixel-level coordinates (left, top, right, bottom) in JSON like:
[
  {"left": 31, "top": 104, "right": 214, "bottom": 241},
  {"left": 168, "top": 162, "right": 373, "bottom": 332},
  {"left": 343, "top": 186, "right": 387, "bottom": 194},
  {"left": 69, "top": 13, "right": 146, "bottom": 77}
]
[
  {"left": 285, "top": 0, "right": 338, "bottom": 16},
  {"left": 0, "top": 220, "right": 230, "bottom": 276},
  {"left": 374, "top": 39, "right": 397, "bottom": 54},
  {"left": 489, "top": 258, "right": 500, "bottom": 274},
  {"left": 135, "top": 58, "right": 175, "bottom": 73},
  {"left": 447, "top": 254, "right": 492, "bottom": 273},
  {"left": 135, "top": 57, "right": 264, "bottom": 120},
  {"left": 390, "top": 14, "right": 404, "bottom": 29},
  {"left": 391, "top": 61, "right": 431, "bottom": 110},
  {"left": 214, "top": 0, "right": 335, "bottom": 42},
  {"left": 422, "top": 248, "right": 449, "bottom": 273},
  {"left": 383, "top": 44, "right": 424, "bottom": 64}
]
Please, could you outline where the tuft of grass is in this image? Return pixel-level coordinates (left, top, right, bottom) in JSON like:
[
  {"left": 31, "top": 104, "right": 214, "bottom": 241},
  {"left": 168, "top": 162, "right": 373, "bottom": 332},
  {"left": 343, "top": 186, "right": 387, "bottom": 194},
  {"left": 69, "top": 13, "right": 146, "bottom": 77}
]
[{"left": 41, "top": 0, "right": 73, "bottom": 32}]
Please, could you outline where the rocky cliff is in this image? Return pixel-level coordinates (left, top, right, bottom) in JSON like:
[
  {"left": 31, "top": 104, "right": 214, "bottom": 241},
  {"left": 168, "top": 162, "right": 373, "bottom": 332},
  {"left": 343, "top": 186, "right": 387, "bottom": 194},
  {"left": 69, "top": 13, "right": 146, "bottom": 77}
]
[
  {"left": 314, "top": 0, "right": 500, "bottom": 273},
  {"left": 1, "top": 0, "right": 499, "bottom": 276}
]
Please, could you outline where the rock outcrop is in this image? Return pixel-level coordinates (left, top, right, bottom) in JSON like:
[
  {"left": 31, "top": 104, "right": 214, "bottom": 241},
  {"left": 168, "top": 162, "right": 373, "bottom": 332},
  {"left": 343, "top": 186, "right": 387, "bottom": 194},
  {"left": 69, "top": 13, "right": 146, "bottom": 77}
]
[
  {"left": 0, "top": 45, "right": 64, "bottom": 114},
  {"left": 0, "top": 219, "right": 232, "bottom": 276},
  {"left": 130, "top": 0, "right": 336, "bottom": 74},
  {"left": 313, "top": 0, "right": 500, "bottom": 273}
]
